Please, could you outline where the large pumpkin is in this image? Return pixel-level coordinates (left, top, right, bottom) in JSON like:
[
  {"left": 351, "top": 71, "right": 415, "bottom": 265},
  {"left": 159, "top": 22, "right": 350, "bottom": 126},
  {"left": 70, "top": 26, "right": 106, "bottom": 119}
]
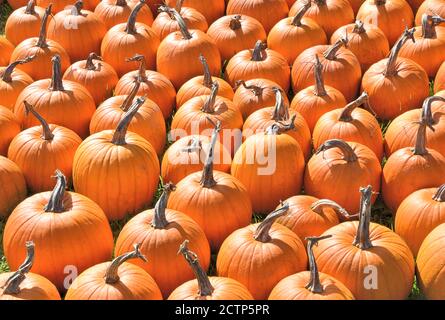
[
  {"left": 0, "top": 156, "right": 27, "bottom": 218},
  {"left": 0, "top": 106, "right": 20, "bottom": 156},
  {"left": 3, "top": 170, "right": 114, "bottom": 291},
  {"left": 94, "top": 0, "right": 154, "bottom": 30},
  {"left": 73, "top": 97, "right": 160, "bottom": 221},
  {"left": 165, "top": 0, "right": 225, "bottom": 24}
]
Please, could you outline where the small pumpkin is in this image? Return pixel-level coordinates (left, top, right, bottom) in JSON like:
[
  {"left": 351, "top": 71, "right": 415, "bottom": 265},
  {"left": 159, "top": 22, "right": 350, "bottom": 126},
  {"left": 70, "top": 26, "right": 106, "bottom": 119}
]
[
  {"left": 165, "top": 0, "right": 225, "bottom": 24},
  {"left": 0, "top": 241, "right": 61, "bottom": 300},
  {"left": 0, "top": 156, "right": 27, "bottom": 218},
  {"left": 415, "top": 0, "right": 445, "bottom": 26},
  {"left": 435, "top": 61, "right": 445, "bottom": 93},
  {"left": 94, "top": 0, "right": 154, "bottom": 30},
  {"left": 0, "top": 106, "right": 20, "bottom": 156},
  {"left": 0, "top": 37, "right": 14, "bottom": 67}
]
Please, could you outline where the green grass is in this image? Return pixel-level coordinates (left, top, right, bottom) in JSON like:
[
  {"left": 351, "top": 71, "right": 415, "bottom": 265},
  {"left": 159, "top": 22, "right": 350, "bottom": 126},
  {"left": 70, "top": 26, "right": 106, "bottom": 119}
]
[{"left": 0, "top": 1, "right": 12, "bottom": 35}]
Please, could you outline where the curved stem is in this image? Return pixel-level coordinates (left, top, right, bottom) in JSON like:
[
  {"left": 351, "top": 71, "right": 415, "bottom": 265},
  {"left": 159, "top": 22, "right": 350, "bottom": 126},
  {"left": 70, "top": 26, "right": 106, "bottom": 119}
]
[
  {"left": 235, "top": 80, "right": 263, "bottom": 97},
  {"left": 152, "top": 183, "right": 176, "bottom": 229},
  {"left": 126, "top": 54, "right": 147, "bottom": 83},
  {"left": 1, "top": 241, "right": 35, "bottom": 295},
  {"left": 199, "top": 54, "right": 212, "bottom": 88},
  {"left": 251, "top": 40, "right": 266, "bottom": 61},
  {"left": 169, "top": 8, "right": 192, "bottom": 39},
  {"left": 112, "top": 97, "right": 145, "bottom": 145},
  {"left": 266, "top": 114, "right": 296, "bottom": 135},
  {"left": 105, "top": 244, "right": 147, "bottom": 284},
  {"left": 71, "top": 0, "right": 83, "bottom": 16},
  {"left": 201, "top": 81, "right": 219, "bottom": 113},
  {"left": 49, "top": 55, "right": 64, "bottom": 91},
  {"left": 420, "top": 14, "right": 445, "bottom": 39},
  {"left": 413, "top": 122, "right": 432, "bottom": 156},
  {"left": 175, "top": 0, "right": 184, "bottom": 12},
  {"left": 229, "top": 15, "right": 242, "bottom": 30},
  {"left": 125, "top": 0, "right": 145, "bottom": 35},
  {"left": 116, "top": 0, "right": 127, "bottom": 6},
  {"left": 199, "top": 119, "right": 221, "bottom": 188},
  {"left": 323, "top": 33, "right": 348, "bottom": 60},
  {"left": 384, "top": 28, "right": 415, "bottom": 76},
  {"left": 316, "top": 139, "right": 358, "bottom": 162},
  {"left": 304, "top": 235, "right": 332, "bottom": 293},
  {"left": 338, "top": 92, "right": 369, "bottom": 122},
  {"left": 254, "top": 202, "right": 290, "bottom": 242},
  {"left": 291, "top": 1, "right": 311, "bottom": 26},
  {"left": 36, "top": 4, "right": 52, "bottom": 48},
  {"left": 44, "top": 170, "right": 66, "bottom": 213},
  {"left": 352, "top": 20, "right": 366, "bottom": 34},
  {"left": 271, "top": 87, "right": 289, "bottom": 121},
  {"left": 24, "top": 0, "right": 36, "bottom": 14},
  {"left": 433, "top": 184, "right": 445, "bottom": 202},
  {"left": 1, "top": 55, "right": 35, "bottom": 83},
  {"left": 352, "top": 185, "right": 374, "bottom": 249},
  {"left": 120, "top": 79, "right": 141, "bottom": 112},
  {"left": 311, "top": 199, "right": 356, "bottom": 219},
  {"left": 85, "top": 53, "right": 102, "bottom": 71},
  {"left": 24, "top": 101, "right": 54, "bottom": 140},
  {"left": 313, "top": 55, "right": 327, "bottom": 97},
  {"left": 420, "top": 96, "right": 445, "bottom": 128},
  {"left": 178, "top": 240, "right": 214, "bottom": 298}
]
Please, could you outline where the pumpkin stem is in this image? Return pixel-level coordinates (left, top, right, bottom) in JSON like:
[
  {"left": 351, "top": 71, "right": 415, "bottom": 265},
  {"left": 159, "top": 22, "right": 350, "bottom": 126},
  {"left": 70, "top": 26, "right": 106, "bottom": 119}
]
[
  {"left": 49, "top": 55, "right": 65, "bottom": 91},
  {"left": 316, "top": 139, "right": 358, "bottom": 162},
  {"left": 24, "top": 101, "right": 54, "bottom": 140},
  {"left": 251, "top": 40, "right": 267, "bottom": 61},
  {"left": 265, "top": 114, "right": 296, "bottom": 135},
  {"left": 199, "top": 119, "right": 221, "bottom": 188},
  {"left": 152, "top": 183, "right": 176, "bottom": 229},
  {"left": 36, "top": 4, "right": 52, "bottom": 48},
  {"left": 1, "top": 55, "right": 35, "bottom": 83},
  {"left": 229, "top": 15, "right": 242, "bottom": 30},
  {"left": 125, "top": 0, "right": 146, "bottom": 35},
  {"left": 175, "top": 0, "right": 184, "bottom": 12},
  {"left": 384, "top": 28, "right": 416, "bottom": 76},
  {"left": 413, "top": 121, "right": 433, "bottom": 155},
  {"left": 421, "top": 14, "right": 445, "bottom": 39},
  {"left": 375, "top": 0, "right": 386, "bottom": 5},
  {"left": 126, "top": 54, "right": 148, "bottom": 82},
  {"left": 352, "top": 20, "right": 366, "bottom": 34},
  {"left": 311, "top": 199, "right": 357, "bottom": 220},
  {"left": 178, "top": 240, "right": 214, "bottom": 298},
  {"left": 120, "top": 78, "right": 141, "bottom": 112},
  {"left": 254, "top": 202, "right": 290, "bottom": 242},
  {"left": 323, "top": 32, "right": 348, "bottom": 60},
  {"left": 112, "top": 96, "right": 146, "bottom": 145},
  {"left": 199, "top": 54, "right": 213, "bottom": 88},
  {"left": 235, "top": 80, "right": 263, "bottom": 97},
  {"left": 25, "top": 0, "right": 36, "bottom": 14},
  {"left": 71, "top": 0, "right": 83, "bottom": 16},
  {"left": 1, "top": 241, "right": 35, "bottom": 295},
  {"left": 44, "top": 170, "right": 67, "bottom": 213},
  {"left": 433, "top": 184, "right": 445, "bottom": 202},
  {"left": 420, "top": 96, "right": 445, "bottom": 128},
  {"left": 116, "top": 0, "right": 127, "bottom": 6},
  {"left": 181, "top": 137, "right": 202, "bottom": 153},
  {"left": 105, "top": 244, "right": 147, "bottom": 284},
  {"left": 338, "top": 91, "right": 370, "bottom": 122},
  {"left": 201, "top": 81, "right": 219, "bottom": 113},
  {"left": 169, "top": 8, "right": 192, "bottom": 40},
  {"left": 313, "top": 54, "right": 327, "bottom": 97},
  {"left": 304, "top": 235, "right": 332, "bottom": 293},
  {"left": 291, "top": 1, "right": 311, "bottom": 26},
  {"left": 85, "top": 53, "right": 102, "bottom": 71},
  {"left": 314, "top": 0, "right": 327, "bottom": 5},
  {"left": 271, "top": 87, "right": 289, "bottom": 121},
  {"left": 352, "top": 185, "right": 374, "bottom": 250}
]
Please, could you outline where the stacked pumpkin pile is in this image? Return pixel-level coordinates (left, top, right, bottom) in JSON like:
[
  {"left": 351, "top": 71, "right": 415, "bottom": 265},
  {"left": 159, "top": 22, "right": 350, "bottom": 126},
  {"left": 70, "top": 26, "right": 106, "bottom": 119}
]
[{"left": 0, "top": 0, "right": 445, "bottom": 300}]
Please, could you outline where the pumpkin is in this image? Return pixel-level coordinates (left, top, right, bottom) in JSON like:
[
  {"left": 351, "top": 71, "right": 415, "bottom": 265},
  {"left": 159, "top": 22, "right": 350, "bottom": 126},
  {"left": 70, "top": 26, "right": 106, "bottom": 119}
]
[
  {"left": 37, "top": 0, "right": 99, "bottom": 12},
  {"left": 232, "top": 118, "right": 306, "bottom": 214},
  {"left": 14, "top": 55, "right": 96, "bottom": 138},
  {"left": 0, "top": 56, "right": 34, "bottom": 111},
  {"left": 0, "top": 241, "right": 61, "bottom": 300},
  {"left": 73, "top": 97, "right": 160, "bottom": 220},
  {"left": 166, "top": 0, "right": 225, "bottom": 24},
  {"left": 290, "top": 54, "right": 347, "bottom": 132},
  {"left": 216, "top": 202, "right": 308, "bottom": 299},
  {"left": 156, "top": 8, "right": 221, "bottom": 89},
  {"left": 208, "top": 14, "right": 267, "bottom": 63},
  {"left": 0, "top": 106, "right": 20, "bottom": 157},
  {"left": 100, "top": 0, "right": 159, "bottom": 77},
  {"left": 65, "top": 244, "right": 162, "bottom": 300},
  {"left": 312, "top": 92, "right": 384, "bottom": 160},
  {"left": 313, "top": 185, "right": 415, "bottom": 299},
  {"left": 114, "top": 54, "right": 176, "bottom": 119},
  {"left": 5, "top": 0, "right": 47, "bottom": 46},
  {"left": 384, "top": 96, "right": 445, "bottom": 158},
  {"left": 0, "top": 156, "right": 27, "bottom": 218},
  {"left": 242, "top": 87, "right": 311, "bottom": 160},
  {"left": 169, "top": 240, "right": 254, "bottom": 300},
  {"left": 268, "top": 2, "right": 327, "bottom": 66},
  {"left": 292, "top": 35, "right": 362, "bottom": 102},
  {"left": 9, "top": 4, "right": 71, "bottom": 80},
  {"left": 416, "top": 0, "right": 445, "bottom": 26},
  {"left": 395, "top": 184, "right": 445, "bottom": 257},
  {"left": 62, "top": 52, "right": 119, "bottom": 106},
  {"left": 435, "top": 61, "right": 445, "bottom": 93},
  {"left": 330, "top": 20, "right": 390, "bottom": 72},
  {"left": 233, "top": 78, "right": 289, "bottom": 120},
  {"left": 382, "top": 106, "right": 445, "bottom": 213},
  {"left": 289, "top": 0, "right": 354, "bottom": 39},
  {"left": 269, "top": 235, "right": 354, "bottom": 300},
  {"left": 94, "top": 0, "right": 154, "bottom": 30},
  {"left": 47, "top": 1, "right": 107, "bottom": 62},
  {"left": 226, "top": 41, "right": 291, "bottom": 92},
  {"left": 7, "top": 0, "right": 29, "bottom": 10},
  {"left": 227, "top": 0, "right": 289, "bottom": 33},
  {"left": 417, "top": 223, "right": 445, "bottom": 300},
  {"left": 171, "top": 81, "right": 243, "bottom": 155},
  {"left": 3, "top": 170, "right": 114, "bottom": 291},
  {"left": 356, "top": 0, "right": 414, "bottom": 46},
  {"left": 399, "top": 14, "right": 445, "bottom": 78},
  {"left": 361, "top": 28, "right": 430, "bottom": 120},
  {"left": 161, "top": 134, "right": 231, "bottom": 185},
  {"left": 167, "top": 121, "right": 252, "bottom": 251},
  {"left": 152, "top": 1, "right": 208, "bottom": 41},
  {"left": 115, "top": 183, "right": 211, "bottom": 297},
  {"left": 0, "top": 37, "right": 15, "bottom": 67},
  {"left": 176, "top": 54, "right": 234, "bottom": 109},
  {"left": 304, "top": 139, "right": 382, "bottom": 214}
]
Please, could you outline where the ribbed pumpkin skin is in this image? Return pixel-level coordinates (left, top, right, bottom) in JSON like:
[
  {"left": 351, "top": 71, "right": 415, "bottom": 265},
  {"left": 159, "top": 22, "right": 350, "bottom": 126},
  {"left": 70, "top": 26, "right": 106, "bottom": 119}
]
[
  {"left": 0, "top": 38, "right": 14, "bottom": 67},
  {"left": 166, "top": 0, "right": 225, "bottom": 24},
  {"left": 3, "top": 191, "right": 114, "bottom": 292},
  {"left": 0, "top": 106, "right": 20, "bottom": 156},
  {"left": 217, "top": 223, "right": 308, "bottom": 300},
  {"left": 435, "top": 62, "right": 445, "bottom": 93},
  {"left": 269, "top": 271, "right": 354, "bottom": 300},
  {"left": 89, "top": 96, "right": 166, "bottom": 156},
  {"left": 313, "top": 222, "right": 415, "bottom": 299},
  {"left": 0, "top": 272, "right": 61, "bottom": 300},
  {"left": 417, "top": 223, "right": 445, "bottom": 300},
  {"left": 73, "top": 130, "right": 160, "bottom": 221},
  {"left": 94, "top": 0, "right": 154, "bottom": 30},
  {"left": 415, "top": 0, "right": 445, "bottom": 26},
  {"left": 0, "top": 65, "right": 34, "bottom": 111},
  {"left": 0, "top": 156, "right": 27, "bottom": 218},
  {"left": 115, "top": 209, "right": 211, "bottom": 297},
  {"left": 5, "top": 4, "right": 47, "bottom": 46},
  {"left": 65, "top": 262, "right": 162, "bottom": 300},
  {"left": 14, "top": 79, "right": 96, "bottom": 138},
  {"left": 169, "top": 276, "right": 254, "bottom": 300},
  {"left": 8, "top": 125, "right": 82, "bottom": 193},
  {"left": 37, "top": 0, "right": 99, "bottom": 12}
]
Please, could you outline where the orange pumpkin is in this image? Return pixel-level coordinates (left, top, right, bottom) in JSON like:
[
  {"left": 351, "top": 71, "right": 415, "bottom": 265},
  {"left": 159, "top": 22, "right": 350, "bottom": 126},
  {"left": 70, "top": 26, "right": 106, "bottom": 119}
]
[
  {"left": 0, "top": 37, "right": 14, "bottom": 67},
  {"left": 0, "top": 156, "right": 27, "bottom": 218},
  {"left": 3, "top": 170, "right": 114, "bottom": 291},
  {"left": 0, "top": 242, "right": 61, "bottom": 300},
  {"left": 165, "top": 0, "right": 225, "bottom": 24},
  {"left": 65, "top": 244, "right": 162, "bottom": 300},
  {"left": 435, "top": 61, "right": 445, "bottom": 93},
  {"left": 115, "top": 183, "right": 211, "bottom": 297},
  {"left": 7, "top": 0, "right": 29, "bottom": 10},
  {"left": 226, "top": 40, "right": 291, "bottom": 92},
  {"left": 217, "top": 203, "right": 308, "bottom": 299},
  {"left": 37, "top": 0, "right": 99, "bottom": 12},
  {"left": 416, "top": 0, "right": 445, "bottom": 26},
  {"left": 268, "top": 2, "right": 327, "bottom": 66},
  {"left": 94, "top": 0, "right": 154, "bottom": 30},
  {"left": 304, "top": 139, "right": 382, "bottom": 214},
  {"left": 0, "top": 106, "right": 20, "bottom": 156}
]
